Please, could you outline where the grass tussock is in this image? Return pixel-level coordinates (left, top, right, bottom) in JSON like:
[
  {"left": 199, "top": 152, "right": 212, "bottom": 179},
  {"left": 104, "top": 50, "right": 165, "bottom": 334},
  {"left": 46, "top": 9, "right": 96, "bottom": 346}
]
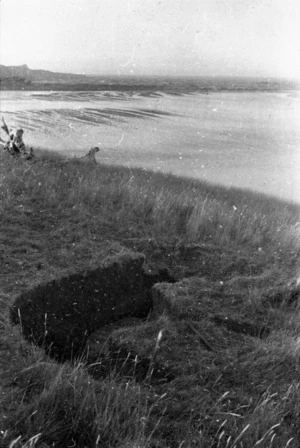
[
  {"left": 1, "top": 150, "right": 300, "bottom": 447},
  {"left": 1, "top": 357, "right": 159, "bottom": 447}
]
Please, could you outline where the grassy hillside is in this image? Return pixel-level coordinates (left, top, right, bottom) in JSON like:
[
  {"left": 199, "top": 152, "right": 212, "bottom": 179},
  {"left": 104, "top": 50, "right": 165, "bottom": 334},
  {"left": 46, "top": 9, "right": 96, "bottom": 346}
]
[{"left": 0, "top": 149, "right": 300, "bottom": 447}]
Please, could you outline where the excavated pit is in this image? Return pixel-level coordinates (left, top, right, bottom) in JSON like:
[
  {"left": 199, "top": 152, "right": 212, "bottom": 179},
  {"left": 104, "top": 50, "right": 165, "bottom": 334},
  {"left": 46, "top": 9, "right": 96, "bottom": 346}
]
[{"left": 10, "top": 252, "right": 175, "bottom": 363}]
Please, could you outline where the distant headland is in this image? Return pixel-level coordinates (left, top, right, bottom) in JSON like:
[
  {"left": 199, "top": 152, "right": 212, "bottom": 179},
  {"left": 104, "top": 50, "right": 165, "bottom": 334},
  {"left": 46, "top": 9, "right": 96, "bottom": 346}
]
[
  {"left": 0, "top": 63, "right": 87, "bottom": 84},
  {"left": 0, "top": 64, "right": 92, "bottom": 90},
  {"left": 0, "top": 64, "right": 169, "bottom": 92}
]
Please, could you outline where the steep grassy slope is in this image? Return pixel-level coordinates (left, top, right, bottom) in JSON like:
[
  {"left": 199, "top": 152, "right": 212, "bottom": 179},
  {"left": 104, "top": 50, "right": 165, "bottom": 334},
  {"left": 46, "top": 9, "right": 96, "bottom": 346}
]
[{"left": 0, "top": 150, "right": 300, "bottom": 447}]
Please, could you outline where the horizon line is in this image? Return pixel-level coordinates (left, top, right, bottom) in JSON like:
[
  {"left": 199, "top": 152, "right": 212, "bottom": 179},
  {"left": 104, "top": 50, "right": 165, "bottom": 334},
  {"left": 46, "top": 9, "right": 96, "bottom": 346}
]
[{"left": 1, "top": 63, "right": 299, "bottom": 83}]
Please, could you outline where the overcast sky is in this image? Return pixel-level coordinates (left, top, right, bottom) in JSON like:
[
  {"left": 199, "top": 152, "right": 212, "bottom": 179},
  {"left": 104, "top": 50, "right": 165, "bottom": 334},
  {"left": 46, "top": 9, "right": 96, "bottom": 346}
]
[{"left": 0, "top": 0, "right": 300, "bottom": 78}]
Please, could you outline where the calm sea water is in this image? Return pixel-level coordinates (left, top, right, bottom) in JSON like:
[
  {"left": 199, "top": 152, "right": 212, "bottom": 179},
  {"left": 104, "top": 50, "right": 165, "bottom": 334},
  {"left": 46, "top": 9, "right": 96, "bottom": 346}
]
[{"left": 1, "top": 78, "right": 300, "bottom": 203}]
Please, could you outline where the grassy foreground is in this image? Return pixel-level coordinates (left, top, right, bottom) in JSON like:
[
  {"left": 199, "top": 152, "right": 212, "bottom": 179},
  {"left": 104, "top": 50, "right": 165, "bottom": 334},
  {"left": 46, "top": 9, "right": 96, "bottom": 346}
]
[{"left": 0, "top": 149, "right": 300, "bottom": 448}]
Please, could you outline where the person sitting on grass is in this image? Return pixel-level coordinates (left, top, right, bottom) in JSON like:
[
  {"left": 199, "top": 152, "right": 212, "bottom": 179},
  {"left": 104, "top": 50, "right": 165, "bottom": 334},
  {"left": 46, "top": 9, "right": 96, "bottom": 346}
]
[
  {"left": 5, "top": 128, "right": 26, "bottom": 155},
  {"left": 1, "top": 117, "right": 34, "bottom": 159}
]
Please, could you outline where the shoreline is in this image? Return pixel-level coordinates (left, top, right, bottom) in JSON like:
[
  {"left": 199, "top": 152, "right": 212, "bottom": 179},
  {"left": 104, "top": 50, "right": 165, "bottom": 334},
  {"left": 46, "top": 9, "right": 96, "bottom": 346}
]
[{"left": 2, "top": 88, "right": 299, "bottom": 206}]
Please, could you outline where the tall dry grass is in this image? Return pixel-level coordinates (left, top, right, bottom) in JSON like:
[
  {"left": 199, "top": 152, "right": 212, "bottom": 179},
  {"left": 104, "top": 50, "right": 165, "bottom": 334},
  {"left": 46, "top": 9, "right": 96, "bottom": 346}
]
[
  {"left": 1, "top": 153, "right": 299, "bottom": 254},
  {"left": 0, "top": 326, "right": 164, "bottom": 448}
]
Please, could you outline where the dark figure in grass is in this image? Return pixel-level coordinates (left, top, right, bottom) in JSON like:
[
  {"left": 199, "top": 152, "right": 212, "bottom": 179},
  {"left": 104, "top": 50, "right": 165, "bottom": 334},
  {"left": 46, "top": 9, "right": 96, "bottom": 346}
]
[
  {"left": 1, "top": 117, "right": 33, "bottom": 159},
  {"left": 5, "top": 128, "right": 26, "bottom": 155}
]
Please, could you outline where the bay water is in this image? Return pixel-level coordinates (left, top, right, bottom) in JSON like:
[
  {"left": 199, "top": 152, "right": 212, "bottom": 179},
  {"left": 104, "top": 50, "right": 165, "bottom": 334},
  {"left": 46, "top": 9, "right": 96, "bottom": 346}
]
[{"left": 1, "top": 79, "right": 299, "bottom": 203}]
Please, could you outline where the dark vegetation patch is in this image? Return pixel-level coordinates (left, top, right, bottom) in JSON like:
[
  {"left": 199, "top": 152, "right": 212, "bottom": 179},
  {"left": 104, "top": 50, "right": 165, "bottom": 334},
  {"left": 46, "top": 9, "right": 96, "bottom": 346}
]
[{"left": 10, "top": 252, "right": 175, "bottom": 363}]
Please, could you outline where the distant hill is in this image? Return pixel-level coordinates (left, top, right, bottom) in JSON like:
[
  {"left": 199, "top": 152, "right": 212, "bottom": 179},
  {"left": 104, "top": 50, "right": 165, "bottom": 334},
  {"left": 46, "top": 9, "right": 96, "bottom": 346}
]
[
  {"left": 0, "top": 64, "right": 165, "bottom": 92},
  {"left": 0, "top": 64, "right": 87, "bottom": 85}
]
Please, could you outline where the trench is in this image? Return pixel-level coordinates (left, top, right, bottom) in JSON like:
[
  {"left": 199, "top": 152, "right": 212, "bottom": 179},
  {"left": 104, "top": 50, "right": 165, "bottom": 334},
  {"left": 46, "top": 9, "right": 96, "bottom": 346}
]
[{"left": 10, "top": 252, "right": 175, "bottom": 382}]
